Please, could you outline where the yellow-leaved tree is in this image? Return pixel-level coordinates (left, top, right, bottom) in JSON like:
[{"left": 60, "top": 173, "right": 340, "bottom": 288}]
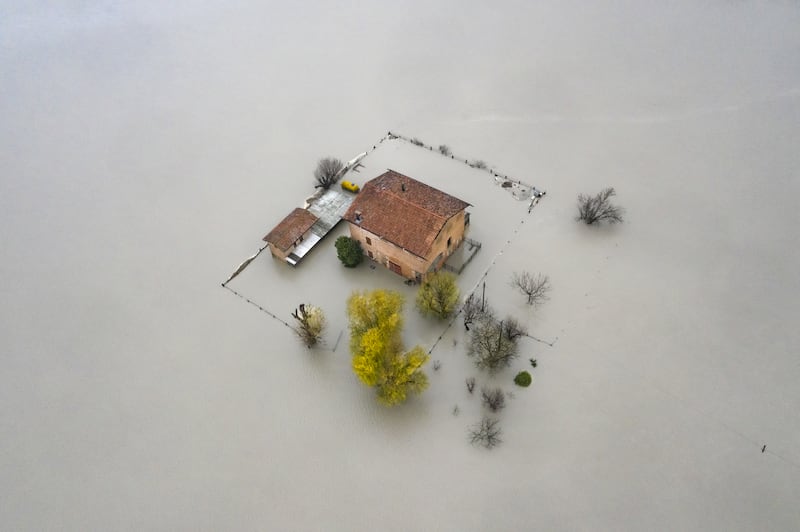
[{"left": 347, "top": 290, "right": 429, "bottom": 406}]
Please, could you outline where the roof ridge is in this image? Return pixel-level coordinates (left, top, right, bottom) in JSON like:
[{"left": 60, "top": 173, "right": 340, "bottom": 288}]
[
  {"left": 383, "top": 188, "right": 447, "bottom": 220},
  {"left": 380, "top": 169, "right": 448, "bottom": 219}
]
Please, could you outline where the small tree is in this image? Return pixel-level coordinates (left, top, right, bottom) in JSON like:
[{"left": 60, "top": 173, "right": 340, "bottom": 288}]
[
  {"left": 469, "top": 417, "right": 502, "bottom": 449},
  {"left": 291, "top": 303, "right": 326, "bottom": 348},
  {"left": 335, "top": 236, "right": 363, "bottom": 267},
  {"left": 462, "top": 293, "right": 480, "bottom": 331},
  {"left": 471, "top": 160, "right": 487, "bottom": 169},
  {"left": 481, "top": 387, "right": 506, "bottom": 412},
  {"left": 502, "top": 316, "right": 528, "bottom": 341},
  {"left": 510, "top": 271, "right": 551, "bottom": 306},
  {"left": 465, "top": 377, "right": 476, "bottom": 394},
  {"left": 514, "top": 371, "right": 532, "bottom": 387},
  {"left": 438, "top": 144, "right": 451, "bottom": 156},
  {"left": 576, "top": 187, "right": 624, "bottom": 225},
  {"left": 314, "top": 157, "right": 345, "bottom": 189},
  {"left": 467, "top": 315, "right": 520, "bottom": 374},
  {"left": 462, "top": 293, "right": 494, "bottom": 331},
  {"left": 416, "top": 271, "right": 460, "bottom": 319}
]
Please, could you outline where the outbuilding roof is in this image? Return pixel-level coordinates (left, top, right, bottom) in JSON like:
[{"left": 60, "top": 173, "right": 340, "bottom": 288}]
[
  {"left": 342, "top": 170, "right": 470, "bottom": 258},
  {"left": 263, "top": 208, "right": 318, "bottom": 251}
]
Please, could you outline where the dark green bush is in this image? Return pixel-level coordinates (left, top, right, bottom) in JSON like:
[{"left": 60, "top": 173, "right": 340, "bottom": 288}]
[
  {"left": 335, "top": 236, "right": 363, "bottom": 267},
  {"left": 514, "top": 371, "right": 532, "bottom": 387}
]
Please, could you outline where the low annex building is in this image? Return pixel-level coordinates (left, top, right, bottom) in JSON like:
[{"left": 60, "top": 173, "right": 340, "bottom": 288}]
[
  {"left": 263, "top": 207, "right": 318, "bottom": 263},
  {"left": 342, "top": 170, "right": 470, "bottom": 281}
]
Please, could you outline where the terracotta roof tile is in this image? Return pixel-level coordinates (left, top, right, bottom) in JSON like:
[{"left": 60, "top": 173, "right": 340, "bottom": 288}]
[
  {"left": 342, "top": 170, "right": 470, "bottom": 258},
  {"left": 263, "top": 208, "right": 318, "bottom": 251}
]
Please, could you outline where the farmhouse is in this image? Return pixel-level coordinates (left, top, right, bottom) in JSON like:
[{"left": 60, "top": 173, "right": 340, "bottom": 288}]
[
  {"left": 342, "top": 170, "right": 470, "bottom": 281},
  {"left": 263, "top": 207, "right": 318, "bottom": 264}
]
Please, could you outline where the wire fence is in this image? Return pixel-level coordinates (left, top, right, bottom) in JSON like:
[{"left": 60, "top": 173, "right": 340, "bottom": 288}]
[
  {"left": 222, "top": 283, "right": 293, "bottom": 330},
  {"left": 386, "top": 130, "right": 545, "bottom": 202}
]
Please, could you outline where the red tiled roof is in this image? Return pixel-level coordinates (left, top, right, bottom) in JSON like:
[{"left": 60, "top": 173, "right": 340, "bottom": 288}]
[
  {"left": 342, "top": 170, "right": 470, "bottom": 258},
  {"left": 263, "top": 208, "right": 318, "bottom": 251}
]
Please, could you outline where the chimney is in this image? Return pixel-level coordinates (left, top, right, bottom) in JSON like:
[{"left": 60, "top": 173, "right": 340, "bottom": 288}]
[
  {"left": 354, "top": 210, "right": 363, "bottom": 224},
  {"left": 401, "top": 182, "right": 406, "bottom": 192}
]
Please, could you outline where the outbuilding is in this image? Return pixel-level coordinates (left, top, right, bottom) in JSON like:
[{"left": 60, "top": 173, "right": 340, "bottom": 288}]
[{"left": 263, "top": 208, "right": 319, "bottom": 264}]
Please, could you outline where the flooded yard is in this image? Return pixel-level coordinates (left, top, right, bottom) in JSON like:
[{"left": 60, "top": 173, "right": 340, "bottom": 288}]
[{"left": 2, "top": 2, "right": 800, "bottom": 530}]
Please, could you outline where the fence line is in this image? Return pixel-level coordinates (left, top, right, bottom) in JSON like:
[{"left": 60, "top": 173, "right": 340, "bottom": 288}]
[
  {"left": 222, "top": 284, "right": 293, "bottom": 330},
  {"left": 386, "top": 130, "right": 545, "bottom": 201},
  {"left": 524, "top": 333, "right": 558, "bottom": 347},
  {"left": 332, "top": 329, "right": 344, "bottom": 352},
  {"left": 222, "top": 244, "right": 268, "bottom": 286}
]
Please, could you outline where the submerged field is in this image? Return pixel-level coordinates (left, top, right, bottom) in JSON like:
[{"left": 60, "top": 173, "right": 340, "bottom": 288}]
[{"left": 2, "top": 2, "right": 800, "bottom": 530}]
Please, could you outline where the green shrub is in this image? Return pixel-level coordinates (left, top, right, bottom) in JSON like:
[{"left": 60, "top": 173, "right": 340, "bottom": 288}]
[
  {"left": 514, "top": 371, "right": 532, "bottom": 387},
  {"left": 335, "top": 236, "right": 363, "bottom": 267}
]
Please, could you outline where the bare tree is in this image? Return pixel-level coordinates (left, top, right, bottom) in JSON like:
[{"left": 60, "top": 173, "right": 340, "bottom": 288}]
[
  {"left": 502, "top": 316, "right": 528, "bottom": 341},
  {"left": 468, "top": 417, "right": 502, "bottom": 449},
  {"left": 481, "top": 387, "right": 506, "bottom": 412},
  {"left": 462, "top": 293, "right": 480, "bottom": 331},
  {"left": 291, "top": 304, "right": 326, "bottom": 348},
  {"left": 314, "top": 157, "right": 344, "bottom": 189},
  {"left": 462, "top": 293, "right": 495, "bottom": 331},
  {"left": 467, "top": 316, "right": 520, "bottom": 374},
  {"left": 576, "top": 187, "right": 625, "bottom": 225},
  {"left": 510, "top": 271, "right": 551, "bottom": 306},
  {"left": 465, "top": 377, "right": 476, "bottom": 394},
  {"left": 438, "top": 144, "right": 451, "bottom": 156}
]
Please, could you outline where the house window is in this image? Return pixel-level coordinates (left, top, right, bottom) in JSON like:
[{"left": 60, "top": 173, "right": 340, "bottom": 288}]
[
  {"left": 447, "top": 236, "right": 452, "bottom": 248},
  {"left": 368, "top": 250, "right": 373, "bottom": 259},
  {"left": 365, "top": 236, "right": 372, "bottom": 246}
]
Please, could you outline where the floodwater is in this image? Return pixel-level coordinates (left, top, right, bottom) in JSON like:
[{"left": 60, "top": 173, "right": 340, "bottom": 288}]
[{"left": 2, "top": 2, "right": 799, "bottom": 530}]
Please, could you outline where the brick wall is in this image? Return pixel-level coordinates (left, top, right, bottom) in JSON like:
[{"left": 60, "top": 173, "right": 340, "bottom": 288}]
[
  {"left": 267, "top": 228, "right": 313, "bottom": 261},
  {"left": 268, "top": 243, "right": 291, "bottom": 260}
]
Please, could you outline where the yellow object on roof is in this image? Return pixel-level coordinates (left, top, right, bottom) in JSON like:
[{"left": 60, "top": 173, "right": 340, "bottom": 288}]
[{"left": 341, "top": 180, "right": 360, "bottom": 193}]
